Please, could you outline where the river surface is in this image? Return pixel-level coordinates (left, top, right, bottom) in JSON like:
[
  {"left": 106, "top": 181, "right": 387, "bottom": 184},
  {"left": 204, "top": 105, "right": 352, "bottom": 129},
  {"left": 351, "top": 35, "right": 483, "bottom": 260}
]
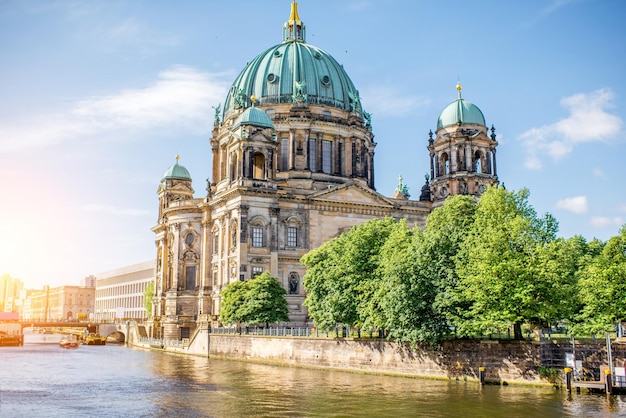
[{"left": 1, "top": 331, "right": 625, "bottom": 417}]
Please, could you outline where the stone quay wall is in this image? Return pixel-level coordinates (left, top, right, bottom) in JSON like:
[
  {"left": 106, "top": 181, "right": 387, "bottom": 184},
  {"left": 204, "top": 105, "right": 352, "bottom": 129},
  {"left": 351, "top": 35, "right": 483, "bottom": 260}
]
[
  {"left": 208, "top": 335, "right": 544, "bottom": 384},
  {"left": 126, "top": 323, "right": 625, "bottom": 385}
]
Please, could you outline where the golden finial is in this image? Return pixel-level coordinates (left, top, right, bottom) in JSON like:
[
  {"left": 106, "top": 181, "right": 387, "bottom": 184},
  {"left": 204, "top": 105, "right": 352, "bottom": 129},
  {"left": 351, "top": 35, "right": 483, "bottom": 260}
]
[
  {"left": 250, "top": 94, "right": 257, "bottom": 105},
  {"left": 175, "top": 154, "right": 180, "bottom": 164},
  {"left": 288, "top": 1, "right": 301, "bottom": 25},
  {"left": 456, "top": 81, "right": 462, "bottom": 99}
]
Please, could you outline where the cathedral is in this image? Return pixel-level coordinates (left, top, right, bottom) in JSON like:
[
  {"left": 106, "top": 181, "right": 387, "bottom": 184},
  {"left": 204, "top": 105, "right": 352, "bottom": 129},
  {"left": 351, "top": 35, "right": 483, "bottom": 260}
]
[{"left": 149, "top": 2, "right": 499, "bottom": 340}]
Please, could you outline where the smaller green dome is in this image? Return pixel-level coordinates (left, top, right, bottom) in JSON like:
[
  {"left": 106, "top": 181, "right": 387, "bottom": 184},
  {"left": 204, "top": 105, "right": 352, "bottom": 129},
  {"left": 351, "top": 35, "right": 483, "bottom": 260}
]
[
  {"left": 162, "top": 156, "right": 191, "bottom": 181},
  {"left": 233, "top": 106, "right": 274, "bottom": 130},
  {"left": 437, "top": 84, "right": 485, "bottom": 129}
]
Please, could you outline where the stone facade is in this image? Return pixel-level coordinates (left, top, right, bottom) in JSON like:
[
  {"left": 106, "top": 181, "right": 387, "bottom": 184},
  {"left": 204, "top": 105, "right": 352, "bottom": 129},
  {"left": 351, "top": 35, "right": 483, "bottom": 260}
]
[{"left": 148, "top": 3, "right": 499, "bottom": 340}]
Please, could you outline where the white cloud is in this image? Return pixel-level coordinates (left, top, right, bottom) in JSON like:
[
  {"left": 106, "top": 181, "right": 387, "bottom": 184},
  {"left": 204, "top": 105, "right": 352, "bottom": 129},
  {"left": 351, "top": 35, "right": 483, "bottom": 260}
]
[
  {"left": 519, "top": 88, "right": 622, "bottom": 169},
  {"left": 591, "top": 216, "right": 624, "bottom": 228},
  {"left": 0, "top": 66, "right": 231, "bottom": 152},
  {"left": 556, "top": 196, "right": 588, "bottom": 214},
  {"left": 74, "top": 65, "right": 228, "bottom": 131},
  {"left": 592, "top": 168, "right": 605, "bottom": 177},
  {"left": 360, "top": 86, "right": 430, "bottom": 118}
]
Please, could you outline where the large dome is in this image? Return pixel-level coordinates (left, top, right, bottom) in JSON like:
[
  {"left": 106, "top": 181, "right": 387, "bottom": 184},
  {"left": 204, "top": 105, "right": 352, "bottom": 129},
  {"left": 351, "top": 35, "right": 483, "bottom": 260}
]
[
  {"left": 223, "top": 2, "right": 365, "bottom": 121},
  {"left": 437, "top": 84, "right": 486, "bottom": 130}
]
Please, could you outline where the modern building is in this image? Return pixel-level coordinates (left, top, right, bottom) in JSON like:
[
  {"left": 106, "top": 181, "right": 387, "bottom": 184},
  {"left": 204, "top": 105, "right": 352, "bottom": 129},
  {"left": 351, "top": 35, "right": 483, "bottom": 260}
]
[
  {"left": 94, "top": 260, "right": 155, "bottom": 322},
  {"left": 149, "top": 2, "right": 499, "bottom": 340}
]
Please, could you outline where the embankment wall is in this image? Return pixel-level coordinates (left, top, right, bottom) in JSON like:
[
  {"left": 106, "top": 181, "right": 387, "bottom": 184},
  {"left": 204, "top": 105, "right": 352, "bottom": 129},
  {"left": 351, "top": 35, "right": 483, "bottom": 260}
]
[
  {"left": 208, "top": 335, "right": 541, "bottom": 384},
  {"left": 127, "top": 325, "right": 626, "bottom": 385}
]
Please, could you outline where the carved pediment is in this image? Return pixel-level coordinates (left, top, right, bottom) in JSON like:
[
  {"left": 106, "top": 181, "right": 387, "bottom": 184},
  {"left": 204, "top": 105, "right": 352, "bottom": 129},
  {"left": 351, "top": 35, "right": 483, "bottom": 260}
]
[{"left": 309, "top": 182, "right": 394, "bottom": 208}]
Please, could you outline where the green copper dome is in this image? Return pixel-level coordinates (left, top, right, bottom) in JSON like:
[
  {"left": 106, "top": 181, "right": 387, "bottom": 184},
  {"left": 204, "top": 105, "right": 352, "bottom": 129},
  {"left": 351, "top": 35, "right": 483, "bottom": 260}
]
[
  {"left": 233, "top": 105, "right": 275, "bottom": 130},
  {"left": 223, "top": 2, "right": 365, "bottom": 121},
  {"left": 162, "top": 157, "right": 191, "bottom": 181},
  {"left": 437, "top": 84, "right": 486, "bottom": 130}
]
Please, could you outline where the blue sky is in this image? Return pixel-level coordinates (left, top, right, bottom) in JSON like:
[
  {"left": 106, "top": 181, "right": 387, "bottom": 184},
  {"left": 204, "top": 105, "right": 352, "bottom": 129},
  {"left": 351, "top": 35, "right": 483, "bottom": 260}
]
[{"left": 1, "top": 0, "right": 624, "bottom": 289}]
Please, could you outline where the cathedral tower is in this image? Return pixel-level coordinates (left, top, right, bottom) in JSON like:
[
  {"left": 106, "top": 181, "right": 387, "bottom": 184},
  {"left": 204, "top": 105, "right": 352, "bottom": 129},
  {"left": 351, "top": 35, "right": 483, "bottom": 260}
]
[{"left": 427, "top": 83, "right": 499, "bottom": 205}]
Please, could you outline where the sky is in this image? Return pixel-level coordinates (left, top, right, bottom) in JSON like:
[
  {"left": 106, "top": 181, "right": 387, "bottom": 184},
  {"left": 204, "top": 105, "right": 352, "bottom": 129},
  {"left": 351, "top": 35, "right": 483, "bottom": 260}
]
[{"left": 1, "top": 0, "right": 625, "bottom": 289}]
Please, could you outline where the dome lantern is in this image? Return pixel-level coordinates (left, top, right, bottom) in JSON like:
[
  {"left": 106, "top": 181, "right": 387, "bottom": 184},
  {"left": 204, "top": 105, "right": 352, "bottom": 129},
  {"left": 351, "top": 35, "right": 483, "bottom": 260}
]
[{"left": 283, "top": 1, "right": 305, "bottom": 43}]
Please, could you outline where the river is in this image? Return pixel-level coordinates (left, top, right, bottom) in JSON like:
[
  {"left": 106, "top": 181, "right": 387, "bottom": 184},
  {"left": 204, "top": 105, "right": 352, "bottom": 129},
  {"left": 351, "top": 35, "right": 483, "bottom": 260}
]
[{"left": 1, "top": 331, "right": 625, "bottom": 417}]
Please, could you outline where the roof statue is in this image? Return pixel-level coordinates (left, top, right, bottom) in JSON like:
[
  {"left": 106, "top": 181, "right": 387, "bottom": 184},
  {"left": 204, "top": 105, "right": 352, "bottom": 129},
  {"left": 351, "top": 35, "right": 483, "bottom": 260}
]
[{"left": 394, "top": 174, "right": 410, "bottom": 199}]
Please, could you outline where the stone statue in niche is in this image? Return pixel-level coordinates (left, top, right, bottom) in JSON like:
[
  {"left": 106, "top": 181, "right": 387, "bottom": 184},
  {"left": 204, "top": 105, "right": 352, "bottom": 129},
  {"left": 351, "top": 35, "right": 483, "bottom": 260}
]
[{"left": 289, "top": 274, "right": 299, "bottom": 294}]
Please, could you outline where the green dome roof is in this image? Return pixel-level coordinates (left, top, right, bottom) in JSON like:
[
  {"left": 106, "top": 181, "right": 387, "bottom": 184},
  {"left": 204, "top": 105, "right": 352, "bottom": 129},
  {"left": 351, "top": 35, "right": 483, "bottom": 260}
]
[
  {"left": 233, "top": 106, "right": 275, "bottom": 129},
  {"left": 437, "top": 85, "right": 485, "bottom": 129},
  {"left": 162, "top": 157, "right": 191, "bottom": 181},
  {"left": 223, "top": 3, "right": 365, "bottom": 121}
]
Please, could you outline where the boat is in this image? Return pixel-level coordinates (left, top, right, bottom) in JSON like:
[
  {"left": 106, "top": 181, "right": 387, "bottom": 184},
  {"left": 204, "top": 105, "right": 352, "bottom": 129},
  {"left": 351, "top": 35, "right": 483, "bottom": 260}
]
[
  {"left": 84, "top": 333, "right": 106, "bottom": 345},
  {"left": 0, "top": 322, "right": 24, "bottom": 346},
  {"left": 59, "top": 336, "right": 79, "bottom": 349},
  {"left": 0, "top": 331, "right": 23, "bottom": 346}
]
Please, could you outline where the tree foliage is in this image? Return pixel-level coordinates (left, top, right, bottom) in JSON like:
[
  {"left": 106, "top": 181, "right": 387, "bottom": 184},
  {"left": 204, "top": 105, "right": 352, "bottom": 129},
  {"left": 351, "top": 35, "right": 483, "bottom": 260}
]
[
  {"left": 454, "top": 187, "right": 561, "bottom": 338},
  {"left": 143, "top": 280, "right": 154, "bottom": 318},
  {"left": 219, "top": 272, "right": 289, "bottom": 326},
  {"left": 302, "top": 217, "right": 399, "bottom": 329},
  {"left": 422, "top": 195, "right": 477, "bottom": 329},
  {"left": 299, "top": 184, "right": 625, "bottom": 343},
  {"left": 576, "top": 226, "right": 626, "bottom": 333}
]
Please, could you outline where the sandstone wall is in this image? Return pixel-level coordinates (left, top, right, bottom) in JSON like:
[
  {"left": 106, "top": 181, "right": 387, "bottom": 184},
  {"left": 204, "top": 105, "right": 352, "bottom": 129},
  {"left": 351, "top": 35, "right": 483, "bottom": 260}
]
[{"left": 208, "top": 335, "right": 545, "bottom": 384}]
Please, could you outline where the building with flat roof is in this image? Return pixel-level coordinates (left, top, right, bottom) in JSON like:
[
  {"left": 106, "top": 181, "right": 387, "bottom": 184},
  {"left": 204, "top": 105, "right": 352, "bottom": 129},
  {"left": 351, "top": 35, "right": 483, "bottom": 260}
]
[{"left": 94, "top": 260, "right": 155, "bottom": 322}]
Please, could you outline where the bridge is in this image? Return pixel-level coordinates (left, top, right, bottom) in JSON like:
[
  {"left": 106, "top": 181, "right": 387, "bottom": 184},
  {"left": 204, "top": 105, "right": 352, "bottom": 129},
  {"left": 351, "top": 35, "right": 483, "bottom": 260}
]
[{"left": 14, "top": 321, "right": 126, "bottom": 343}]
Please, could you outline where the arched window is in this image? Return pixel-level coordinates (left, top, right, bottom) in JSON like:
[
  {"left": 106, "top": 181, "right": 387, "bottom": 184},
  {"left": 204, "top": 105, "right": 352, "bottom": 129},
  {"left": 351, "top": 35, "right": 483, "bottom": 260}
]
[
  {"left": 441, "top": 152, "right": 450, "bottom": 175},
  {"left": 474, "top": 151, "right": 482, "bottom": 173},
  {"left": 249, "top": 218, "right": 264, "bottom": 248},
  {"left": 283, "top": 216, "right": 302, "bottom": 248},
  {"left": 253, "top": 152, "right": 265, "bottom": 179},
  {"left": 182, "top": 250, "right": 198, "bottom": 290}
]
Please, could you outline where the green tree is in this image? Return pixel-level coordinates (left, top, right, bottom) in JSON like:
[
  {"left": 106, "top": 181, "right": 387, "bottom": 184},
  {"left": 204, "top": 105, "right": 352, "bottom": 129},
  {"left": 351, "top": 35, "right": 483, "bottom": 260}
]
[
  {"left": 220, "top": 281, "right": 248, "bottom": 325},
  {"left": 374, "top": 221, "right": 448, "bottom": 346},
  {"left": 455, "top": 186, "right": 559, "bottom": 339},
  {"left": 422, "top": 195, "right": 477, "bottom": 331},
  {"left": 143, "top": 281, "right": 154, "bottom": 318},
  {"left": 219, "top": 272, "right": 289, "bottom": 326},
  {"left": 302, "top": 217, "right": 399, "bottom": 330},
  {"left": 576, "top": 225, "right": 626, "bottom": 334},
  {"left": 370, "top": 196, "right": 477, "bottom": 346},
  {"left": 243, "top": 271, "right": 289, "bottom": 327},
  {"left": 527, "top": 235, "right": 587, "bottom": 326}
]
